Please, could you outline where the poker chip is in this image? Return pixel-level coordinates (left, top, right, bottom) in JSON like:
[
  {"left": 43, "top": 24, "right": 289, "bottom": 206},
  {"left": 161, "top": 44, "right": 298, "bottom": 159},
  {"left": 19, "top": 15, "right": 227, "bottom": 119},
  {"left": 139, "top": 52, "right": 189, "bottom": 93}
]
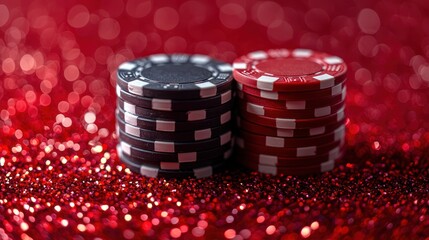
[
  {"left": 116, "top": 108, "right": 231, "bottom": 132},
  {"left": 236, "top": 82, "right": 345, "bottom": 101},
  {"left": 117, "top": 54, "right": 233, "bottom": 99},
  {"left": 236, "top": 137, "right": 344, "bottom": 157},
  {"left": 117, "top": 98, "right": 232, "bottom": 121},
  {"left": 237, "top": 86, "right": 346, "bottom": 110},
  {"left": 116, "top": 116, "right": 232, "bottom": 142},
  {"left": 116, "top": 54, "right": 234, "bottom": 178},
  {"left": 240, "top": 107, "right": 345, "bottom": 129},
  {"left": 118, "top": 128, "right": 232, "bottom": 153},
  {"left": 233, "top": 49, "right": 347, "bottom": 92},
  {"left": 235, "top": 146, "right": 344, "bottom": 167},
  {"left": 232, "top": 48, "right": 347, "bottom": 175},
  {"left": 117, "top": 145, "right": 230, "bottom": 178},
  {"left": 238, "top": 100, "right": 345, "bottom": 118},
  {"left": 118, "top": 143, "right": 233, "bottom": 169},
  {"left": 119, "top": 151, "right": 230, "bottom": 171},
  {"left": 237, "top": 125, "right": 345, "bottom": 148},
  {"left": 119, "top": 141, "right": 233, "bottom": 163},
  {"left": 117, "top": 86, "right": 232, "bottom": 111},
  {"left": 236, "top": 116, "right": 345, "bottom": 137},
  {"left": 237, "top": 156, "right": 340, "bottom": 176}
]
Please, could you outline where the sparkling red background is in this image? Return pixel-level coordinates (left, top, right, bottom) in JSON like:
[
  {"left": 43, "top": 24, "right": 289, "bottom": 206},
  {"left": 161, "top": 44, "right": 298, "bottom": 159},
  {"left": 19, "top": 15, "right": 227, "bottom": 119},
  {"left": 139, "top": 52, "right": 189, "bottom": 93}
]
[{"left": 1, "top": 0, "right": 429, "bottom": 239}]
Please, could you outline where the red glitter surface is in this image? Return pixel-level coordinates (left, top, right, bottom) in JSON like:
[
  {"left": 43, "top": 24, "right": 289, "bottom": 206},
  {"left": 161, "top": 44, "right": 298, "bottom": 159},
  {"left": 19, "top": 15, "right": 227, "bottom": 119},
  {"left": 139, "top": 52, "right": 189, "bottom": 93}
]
[{"left": 1, "top": 0, "right": 429, "bottom": 239}]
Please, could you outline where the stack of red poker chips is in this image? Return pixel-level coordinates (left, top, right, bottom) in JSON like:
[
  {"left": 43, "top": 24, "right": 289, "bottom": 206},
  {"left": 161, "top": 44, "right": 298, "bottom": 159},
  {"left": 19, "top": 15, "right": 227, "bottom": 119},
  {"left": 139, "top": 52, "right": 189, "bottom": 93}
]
[{"left": 232, "top": 49, "right": 347, "bottom": 175}]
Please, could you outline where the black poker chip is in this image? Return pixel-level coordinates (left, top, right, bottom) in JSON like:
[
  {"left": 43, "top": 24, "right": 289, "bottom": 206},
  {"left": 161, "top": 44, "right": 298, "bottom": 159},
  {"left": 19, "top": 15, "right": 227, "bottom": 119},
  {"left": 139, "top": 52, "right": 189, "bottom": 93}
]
[
  {"left": 117, "top": 98, "right": 233, "bottom": 122},
  {"left": 116, "top": 53, "right": 233, "bottom": 100},
  {"left": 117, "top": 144, "right": 232, "bottom": 171},
  {"left": 116, "top": 85, "right": 232, "bottom": 111},
  {"left": 116, "top": 107, "right": 232, "bottom": 132},
  {"left": 117, "top": 145, "right": 229, "bottom": 179},
  {"left": 117, "top": 127, "right": 232, "bottom": 153},
  {"left": 118, "top": 140, "right": 234, "bottom": 163},
  {"left": 116, "top": 116, "right": 232, "bottom": 142}
]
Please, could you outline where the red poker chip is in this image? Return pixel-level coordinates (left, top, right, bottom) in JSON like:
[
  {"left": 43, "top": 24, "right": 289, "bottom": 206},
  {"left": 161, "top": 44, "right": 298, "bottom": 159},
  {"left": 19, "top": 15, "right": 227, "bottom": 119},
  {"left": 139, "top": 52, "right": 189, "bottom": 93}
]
[
  {"left": 233, "top": 49, "right": 347, "bottom": 92},
  {"left": 235, "top": 146, "right": 345, "bottom": 167},
  {"left": 237, "top": 156, "right": 340, "bottom": 176},
  {"left": 237, "top": 125, "right": 345, "bottom": 148},
  {"left": 236, "top": 82, "right": 345, "bottom": 101},
  {"left": 237, "top": 87, "right": 346, "bottom": 110},
  {"left": 236, "top": 137, "right": 344, "bottom": 157},
  {"left": 236, "top": 116, "right": 346, "bottom": 138},
  {"left": 239, "top": 107, "right": 345, "bottom": 129},
  {"left": 238, "top": 100, "right": 345, "bottom": 119}
]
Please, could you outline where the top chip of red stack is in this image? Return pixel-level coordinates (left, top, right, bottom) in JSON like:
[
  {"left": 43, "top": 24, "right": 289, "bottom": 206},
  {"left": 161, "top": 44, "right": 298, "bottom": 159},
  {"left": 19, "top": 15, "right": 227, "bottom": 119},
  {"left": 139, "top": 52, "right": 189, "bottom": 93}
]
[{"left": 232, "top": 49, "right": 347, "bottom": 92}]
